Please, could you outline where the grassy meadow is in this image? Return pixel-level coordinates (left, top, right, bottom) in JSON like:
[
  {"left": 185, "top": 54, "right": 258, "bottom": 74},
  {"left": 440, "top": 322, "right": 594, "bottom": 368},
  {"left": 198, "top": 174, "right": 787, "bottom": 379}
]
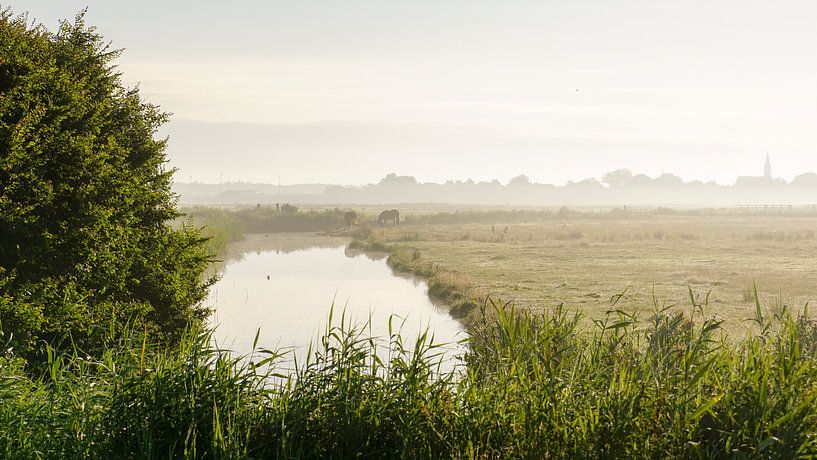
[{"left": 356, "top": 208, "right": 817, "bottom": 335}]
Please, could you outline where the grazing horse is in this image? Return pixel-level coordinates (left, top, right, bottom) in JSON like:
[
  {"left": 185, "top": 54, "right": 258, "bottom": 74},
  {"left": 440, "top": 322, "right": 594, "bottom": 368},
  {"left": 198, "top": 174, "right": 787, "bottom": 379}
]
[
  {"left": 344, "top": 211, "right": 358, "bottom": 227},
  {"left": 378, "top": 209, "right": 399, "bottom": 226}
]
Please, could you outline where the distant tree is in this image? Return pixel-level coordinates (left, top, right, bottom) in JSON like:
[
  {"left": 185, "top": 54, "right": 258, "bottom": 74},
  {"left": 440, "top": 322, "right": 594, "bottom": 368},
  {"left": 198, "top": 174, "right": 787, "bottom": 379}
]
[
  {"left": 653, "top": 173, "right": 684, "bottom": 186},
  {"left": 601, "top": 169, "right": 633, "bottom": 188},
  {"left": 792, "top": 172, "right": 817, "bottom": 186},
  {"left": 0, "top": 10, "right": 211, "bottom": 356},
  {"left": 629, "top": 174, "right": 654, "bottom": 187},
  {"left": 378, "top": 173, "right": 417, "bottom": 186},
  {"left": 567, "top": 177, "right": 603, "bottom": 188},
  {"left": 508, "top": 175, "right": 531, "bottom": 186}
]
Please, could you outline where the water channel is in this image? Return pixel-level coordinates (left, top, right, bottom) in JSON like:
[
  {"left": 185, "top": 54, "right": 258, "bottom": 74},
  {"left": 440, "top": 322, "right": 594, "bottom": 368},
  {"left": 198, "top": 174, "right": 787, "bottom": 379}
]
[{"left": 205, "top": 234, "right": 467, "bottom": 372}]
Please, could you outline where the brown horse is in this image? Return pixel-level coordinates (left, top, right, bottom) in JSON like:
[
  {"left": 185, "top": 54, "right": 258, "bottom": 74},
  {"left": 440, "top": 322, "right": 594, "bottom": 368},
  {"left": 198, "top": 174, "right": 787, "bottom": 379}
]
[
  {"left": 378, "top": 209, "right": 399, "bottom": 226},
  {"left": 344, "top": 211, "right": 358, "bottom": 227}
]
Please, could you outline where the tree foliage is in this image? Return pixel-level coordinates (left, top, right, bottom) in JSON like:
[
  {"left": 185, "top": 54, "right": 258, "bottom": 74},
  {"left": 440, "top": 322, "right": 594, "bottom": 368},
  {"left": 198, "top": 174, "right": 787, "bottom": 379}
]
[
  {"left": 601, "top": 168, "right": 633, "bottom": 188},
  {"left": 0, "top": 10, "right": 211, "bottom": 358}
]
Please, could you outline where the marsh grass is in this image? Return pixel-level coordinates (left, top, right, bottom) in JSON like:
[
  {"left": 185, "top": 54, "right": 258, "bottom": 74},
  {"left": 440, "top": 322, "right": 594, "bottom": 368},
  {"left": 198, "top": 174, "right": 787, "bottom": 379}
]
[
  {"left": 5, "top": 295, "right": 817, "bottom": 458},
  {"left": 183, "top": 206, "right": 348, "bottom": 238},
  {"left": 743, "top": 285, "right": 759, "bottom": 304},
  {"left": 379, "top": 243, "right": 489, "bottom": 323},
  {"left": 348, "top": 237, "right": 391, "bottom": 253},
  {"left": 172, "top": 207, "right": 246, "bottom": 257}
]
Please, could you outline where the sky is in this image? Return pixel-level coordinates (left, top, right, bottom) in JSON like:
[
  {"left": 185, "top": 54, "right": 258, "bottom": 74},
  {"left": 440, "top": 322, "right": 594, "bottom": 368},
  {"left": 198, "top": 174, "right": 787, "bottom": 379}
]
[{"left": 7, "top": 1, "right": 817, "bottom": 185}]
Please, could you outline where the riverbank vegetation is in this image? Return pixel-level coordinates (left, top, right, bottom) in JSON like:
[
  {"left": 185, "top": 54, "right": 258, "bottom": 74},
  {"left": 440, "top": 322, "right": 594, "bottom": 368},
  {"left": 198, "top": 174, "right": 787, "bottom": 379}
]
[
  {"left": 176, "top": 207, "right": 247, "bottom": 257},
  {"left": 5, "top": 299, "right": 817, "bottom": 458},
  {"left": 183, "top": 206, "right": 350, "bottom": 239}
]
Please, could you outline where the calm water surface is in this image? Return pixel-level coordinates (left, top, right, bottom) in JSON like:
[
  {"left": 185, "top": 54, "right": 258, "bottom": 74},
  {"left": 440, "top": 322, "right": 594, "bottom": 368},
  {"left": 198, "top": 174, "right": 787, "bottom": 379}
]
[{"left": 206, "top": 234, "right": 466, "bottom": 368}]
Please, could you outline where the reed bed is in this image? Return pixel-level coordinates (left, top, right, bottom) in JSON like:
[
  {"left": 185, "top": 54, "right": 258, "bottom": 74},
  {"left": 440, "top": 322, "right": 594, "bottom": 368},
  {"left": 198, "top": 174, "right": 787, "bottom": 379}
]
[
  {"left": 3, "top": 294, "right": 817, "bottom": 458},
  {"left": 183, "top": 206, "right": 349, "bottom": 237}
]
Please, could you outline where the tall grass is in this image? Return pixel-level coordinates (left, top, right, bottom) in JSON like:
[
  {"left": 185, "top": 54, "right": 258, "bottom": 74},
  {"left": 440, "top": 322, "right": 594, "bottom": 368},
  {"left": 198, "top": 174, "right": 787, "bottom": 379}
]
[
  {"left": 173, "top": 207, "right": 246, "bottom": 257},
  {"left": 184, "top": 206, "right": 348, "bottom": 235},
  {"left": 179, "top": 206, "right": 353, "bottom": 258},
  {"left": 4, "top": 298, "right": 817, "bottom": 457}
]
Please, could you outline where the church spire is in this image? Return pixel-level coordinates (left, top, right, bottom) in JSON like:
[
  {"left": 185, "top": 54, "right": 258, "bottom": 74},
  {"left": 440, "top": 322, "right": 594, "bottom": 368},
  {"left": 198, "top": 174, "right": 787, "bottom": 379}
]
[{"left": 764, "top": 154, "right": 772, "bottom": 179}]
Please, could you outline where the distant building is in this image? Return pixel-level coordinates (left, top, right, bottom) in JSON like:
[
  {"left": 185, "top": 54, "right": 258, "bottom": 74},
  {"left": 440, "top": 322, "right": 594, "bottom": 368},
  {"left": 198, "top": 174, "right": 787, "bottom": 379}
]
[
  {"left": 764, "top": 154, "right": 772, "bottom": 179},
  {"left": 735, "top": 154, "right": 782, "bottom": 186}
]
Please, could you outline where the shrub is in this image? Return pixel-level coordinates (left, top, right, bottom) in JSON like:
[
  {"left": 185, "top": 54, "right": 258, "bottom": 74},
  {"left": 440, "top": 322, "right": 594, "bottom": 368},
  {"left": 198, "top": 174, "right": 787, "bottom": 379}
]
[
  {"left": 0, "top": 10, "right": 211, "bottom": 357},
  {"left": 280, "top": 203, "right": 298, "bottom": 213}
]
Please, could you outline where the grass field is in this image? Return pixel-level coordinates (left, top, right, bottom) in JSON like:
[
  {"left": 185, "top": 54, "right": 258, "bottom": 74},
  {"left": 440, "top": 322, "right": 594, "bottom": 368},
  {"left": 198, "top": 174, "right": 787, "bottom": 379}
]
[{"left": 359, "top": 209, "right": 817, "bottom": 335}]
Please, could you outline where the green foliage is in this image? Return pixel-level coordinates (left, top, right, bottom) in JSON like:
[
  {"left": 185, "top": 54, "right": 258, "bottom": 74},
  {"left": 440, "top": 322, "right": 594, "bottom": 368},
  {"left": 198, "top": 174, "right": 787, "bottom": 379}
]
[
  {"left": 175, "top": 207, "right": 246, "bottom": 257},
  {"left": 4, "top": 303, "right": 817, "bottom": 458},
  {"left": 0, "top": 327, "right": 274, "bottom": 459},
  {"left": 184, "top": 205, "right": 347, "bottom": 235},
  {"left": 0, "top": 10, "right": 211, "bottom": 357}
]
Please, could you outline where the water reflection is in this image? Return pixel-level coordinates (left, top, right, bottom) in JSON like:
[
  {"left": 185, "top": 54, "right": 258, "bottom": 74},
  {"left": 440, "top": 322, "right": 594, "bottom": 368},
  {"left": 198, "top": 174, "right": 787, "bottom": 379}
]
[
  {"left": 344, "top": 245, "right": 388, "bottom": 261},
  {"left": 206, "top": 234, "right": 466, "bottom": 371}
]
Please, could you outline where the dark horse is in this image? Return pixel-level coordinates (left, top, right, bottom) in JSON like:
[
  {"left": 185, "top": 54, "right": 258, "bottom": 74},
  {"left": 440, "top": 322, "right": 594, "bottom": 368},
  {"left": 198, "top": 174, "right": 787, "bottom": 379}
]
[
  {"left": 378, "top": 209, "right": 399, "bottom": 226},
  {"left": 344, "top": 211, "right": 358, "bottom": 227}
]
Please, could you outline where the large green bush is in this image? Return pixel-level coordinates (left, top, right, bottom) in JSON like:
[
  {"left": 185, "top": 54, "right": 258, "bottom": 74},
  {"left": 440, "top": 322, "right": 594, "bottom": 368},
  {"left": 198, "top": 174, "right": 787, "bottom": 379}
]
[{"left": 0, "top": 10, "right": 211, "bottom": 357}]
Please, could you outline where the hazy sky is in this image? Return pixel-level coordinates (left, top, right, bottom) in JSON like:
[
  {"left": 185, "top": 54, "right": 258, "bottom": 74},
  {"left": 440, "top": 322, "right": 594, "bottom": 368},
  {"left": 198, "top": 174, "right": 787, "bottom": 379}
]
[{"left": 8, "top": 1, "right": 817, "bottom": 185}]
